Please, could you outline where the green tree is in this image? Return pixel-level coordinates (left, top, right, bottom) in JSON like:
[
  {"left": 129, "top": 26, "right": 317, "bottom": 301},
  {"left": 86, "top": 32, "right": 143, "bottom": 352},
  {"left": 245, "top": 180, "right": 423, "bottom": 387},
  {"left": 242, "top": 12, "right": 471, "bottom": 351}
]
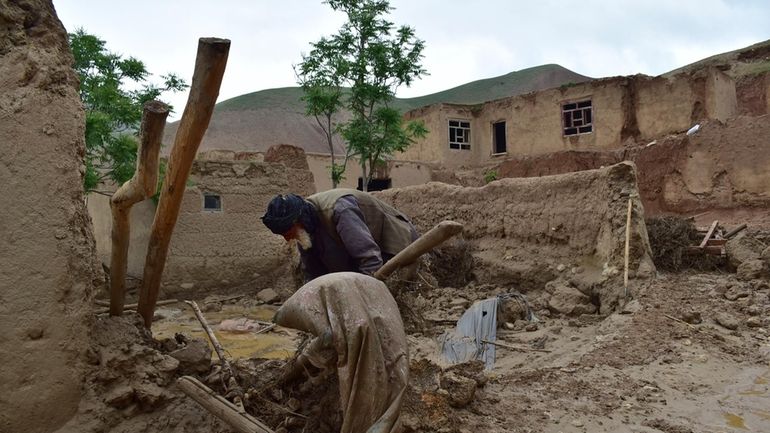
[
  {"left": 68, "top": 28, "right": 187, "bottom": 193},
  {"left": 296, "top": 0, "right": 428, "bottom": 191}
]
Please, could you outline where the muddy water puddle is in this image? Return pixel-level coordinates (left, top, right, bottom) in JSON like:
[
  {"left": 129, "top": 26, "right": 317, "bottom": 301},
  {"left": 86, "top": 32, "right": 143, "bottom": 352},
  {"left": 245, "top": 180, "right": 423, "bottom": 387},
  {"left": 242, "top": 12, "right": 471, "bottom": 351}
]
[
  {"left": 152, "top": 304, "right": 298, "bottom": 360},
  {"left": 717, "top": 368, "right": 770, "bottom": 431}
]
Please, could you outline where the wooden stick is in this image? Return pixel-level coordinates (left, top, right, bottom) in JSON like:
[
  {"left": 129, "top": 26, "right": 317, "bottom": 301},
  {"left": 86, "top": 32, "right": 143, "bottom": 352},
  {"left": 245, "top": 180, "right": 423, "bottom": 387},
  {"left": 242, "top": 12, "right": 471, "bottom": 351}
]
[
  {"left": 624, "top": 198, "right": 632, "bottom": 299},
  {"left": 699, "top": 220, "right": 719, "bottom": 248},
  {"left": 94, "top": 299, "right": 178, "bottom": 315},
  {"left": 253, "top": 323, "right": 276, "bottom": 335},
  {"left": 481, "top": 339, "right": 551, "bottom": 353},
  {"left": 184, "top": 300, "right": 244, "bottom": 412},
  {"left": 724, "top": 223, "right": 747, "bottom": 239},
  {"left": 374, "top": 220, "right": 463, "bottom": 280},
  {"left": 177, "top": 376, "right": 274, "bottom": 433},
  {"left": 109, "top": 101, "right": 169, "bottom": 316},
  {"left": 138, "top": 38, "right": 230, "bottom": 328}
]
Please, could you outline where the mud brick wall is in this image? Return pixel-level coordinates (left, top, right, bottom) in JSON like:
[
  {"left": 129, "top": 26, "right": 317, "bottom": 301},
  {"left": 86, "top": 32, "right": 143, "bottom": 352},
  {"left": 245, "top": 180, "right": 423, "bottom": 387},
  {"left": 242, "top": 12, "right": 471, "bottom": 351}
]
[
  {"left": 0, "top": 1, "right": 100, "bottom": 431},
  {"left": 162, "top": 160, "right": 315, "bottom": 295},
  {"left": 377, "top": 162, "right": 655, "bottom": 313}
]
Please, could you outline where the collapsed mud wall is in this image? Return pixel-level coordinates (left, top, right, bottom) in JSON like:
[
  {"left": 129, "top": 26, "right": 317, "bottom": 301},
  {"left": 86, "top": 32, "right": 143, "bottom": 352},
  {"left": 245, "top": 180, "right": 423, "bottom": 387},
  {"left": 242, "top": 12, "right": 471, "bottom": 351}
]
[
  {"left": 162, "top": 157, "right": 314, "bottom": 296},
  {"left": 378, "top": 162, "right": 654, "bottom": 313},
  {"left": 0, "top": 1, "right": 100, "bottom": 432}
]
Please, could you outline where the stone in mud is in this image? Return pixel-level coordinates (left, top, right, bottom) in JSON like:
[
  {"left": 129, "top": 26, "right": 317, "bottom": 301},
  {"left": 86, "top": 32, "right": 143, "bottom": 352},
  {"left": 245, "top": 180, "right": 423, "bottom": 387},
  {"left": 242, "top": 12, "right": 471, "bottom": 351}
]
[
  {"left": 548, "top": 283, "right": 597, "bottom": 316},
  {"left": 440, "top": 371, "right": 476, "bottom": 408},
  {"left": 746, "top": 317, "right": 762, "bottom": 328},
  {"left": 737, "top": 260, "right": 767, "bottom": 281},
  {"left": 681, "top": 310, "right": 702, "bottom": 324},
  {"left": 104, "top": 385, "right": 135, "bottom": 409},
  {"left": 257, "top": 288, "right": 280, "bottom": 304},
  {"left": 134, "top": 383, "right": 168, "bottom": 410},
  {"left": 715, "top": 313, "right": 740, "bottom": 330},
  {"left": 169, "top": 338, "right": 212, "bottom": 374}
]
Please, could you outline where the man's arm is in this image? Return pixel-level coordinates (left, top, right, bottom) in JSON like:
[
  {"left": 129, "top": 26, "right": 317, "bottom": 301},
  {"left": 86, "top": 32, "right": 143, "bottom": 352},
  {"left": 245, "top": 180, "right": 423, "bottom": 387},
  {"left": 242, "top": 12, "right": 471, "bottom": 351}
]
[{"left": 333, "top": 196, "right": 383, "bottom": 275}]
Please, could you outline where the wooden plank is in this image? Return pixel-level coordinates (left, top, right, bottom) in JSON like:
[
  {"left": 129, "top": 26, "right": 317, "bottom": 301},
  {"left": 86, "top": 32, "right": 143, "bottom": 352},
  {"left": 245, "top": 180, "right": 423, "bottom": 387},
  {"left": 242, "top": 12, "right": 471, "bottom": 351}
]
[
  {"left": 698, "top": 220, "right": 719, "bottom": 248},
  {"left": 706, "top": 239, "right": 727, "bottom": 246},
  {"left": 724, "top": 223, "right": 747, "bottom": 239}
]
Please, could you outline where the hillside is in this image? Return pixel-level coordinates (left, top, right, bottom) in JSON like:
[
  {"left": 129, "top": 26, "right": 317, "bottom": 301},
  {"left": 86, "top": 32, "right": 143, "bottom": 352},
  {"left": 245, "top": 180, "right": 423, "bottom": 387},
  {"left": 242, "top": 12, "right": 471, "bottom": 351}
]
[
  {"left": 664, "top": 39, "right": 770, "bottom": 78},
  {"left": 163, "top": 64, "right": 591, "bottom": 155}
]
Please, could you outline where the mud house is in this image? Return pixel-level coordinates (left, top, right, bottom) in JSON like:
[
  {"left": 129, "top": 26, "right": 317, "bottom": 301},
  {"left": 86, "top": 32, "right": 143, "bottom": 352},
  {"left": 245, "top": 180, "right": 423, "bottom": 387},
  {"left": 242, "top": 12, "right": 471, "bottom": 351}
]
[{"left": 397, "top": 68, "right": 737, "bottom": 166}]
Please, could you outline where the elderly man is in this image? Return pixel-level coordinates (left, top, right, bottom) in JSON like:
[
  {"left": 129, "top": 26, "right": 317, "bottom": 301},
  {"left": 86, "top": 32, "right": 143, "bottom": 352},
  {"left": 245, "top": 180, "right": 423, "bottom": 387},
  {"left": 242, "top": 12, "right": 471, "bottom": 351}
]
[{"left": 261, "top": 188, "right": 418, "bottom": 281}]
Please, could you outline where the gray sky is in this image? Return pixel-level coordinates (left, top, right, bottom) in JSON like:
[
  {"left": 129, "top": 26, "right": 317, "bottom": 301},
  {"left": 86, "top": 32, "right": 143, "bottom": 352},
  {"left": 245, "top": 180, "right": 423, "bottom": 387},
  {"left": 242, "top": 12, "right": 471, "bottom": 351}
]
[{"left": 54, "top": 0, "right": 770, "bottom": 120}]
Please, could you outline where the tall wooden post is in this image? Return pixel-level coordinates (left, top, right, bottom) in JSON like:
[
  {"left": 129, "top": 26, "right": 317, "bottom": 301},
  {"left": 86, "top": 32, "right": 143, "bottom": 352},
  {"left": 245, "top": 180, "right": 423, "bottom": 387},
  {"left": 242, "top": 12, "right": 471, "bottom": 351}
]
[
  {"left": 109, "top": 101, "right": 169, "bottom": 316},
  {"left": 137, "top": 38, "right": 230, "bottom": 327}
]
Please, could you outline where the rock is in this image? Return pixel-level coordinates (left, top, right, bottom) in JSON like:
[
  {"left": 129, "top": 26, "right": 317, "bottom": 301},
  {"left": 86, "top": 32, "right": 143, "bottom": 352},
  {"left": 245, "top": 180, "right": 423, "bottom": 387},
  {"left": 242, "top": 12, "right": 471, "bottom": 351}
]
[
  {"left": 726, "top": 234, "right": 764, "bottom": 268},
  {"left": 203, "top": 301, "right": 222, "bottom": 312},
  {"left": 134, "top": 383, "right": 167, "bottom": 409},
  {"left": 715, "top": 313, "right": 740, "bottom": 330},
  {"left": 169, "top": 338, "right": 212, "bottom": 374},
  {"left": 257, "top": 288, "right": 280, "bottom": 304},
  {"left": 737, "top": 260, "right": 767, "bottom": 281},
  {"left": 503, "top": 322, "right": 515, "bottom": 330},
  {"left": 724, "top": 286, "right": 750, "bottom": 301},
  {"left": 681, "top": 310, "right": 702, "bottom": 324},
  {"left": 440, "top": 371, "right": 476, "bottom": 408},
  {"left": 286, "top": 397, "right": 301, "bottom": 412},
  {"left": 548, "top": 283, "right": 597, "bottom": 316},
  {"left": 746, "top": 305, "right": 762, "bottom": 316},
  {"left": 525, "top": 323, "right": 538, "bottom": 332},
  {"left": 571, "top": 419, "right": 585, "bottom": 427},
  {"left": 556, "top": 264, "right": 566, "bottom": 272},
  {"left": 746, "top": 317, "right": 762, "bottom": 328},
  {"left": 180, "top": 283, "right": 194, "bottom": 290},
  {"left": 550, "top": 326, "right": 562, "bottom": 334},
  {"left": 621, "top": 299, "right": 642, "bottom": 314},
  {"left": 512, "top": 319, "right": 528, "bottom": 331},
  {"left": 104, "top": 385, "right": 134, "bottom": 408}
]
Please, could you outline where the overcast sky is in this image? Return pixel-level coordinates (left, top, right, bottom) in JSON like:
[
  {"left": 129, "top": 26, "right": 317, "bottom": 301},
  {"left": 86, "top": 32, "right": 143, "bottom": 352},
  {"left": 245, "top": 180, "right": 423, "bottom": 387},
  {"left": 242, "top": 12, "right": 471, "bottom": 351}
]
[{"left": 54, "top": 0, "right": 769, "bottom": 120}]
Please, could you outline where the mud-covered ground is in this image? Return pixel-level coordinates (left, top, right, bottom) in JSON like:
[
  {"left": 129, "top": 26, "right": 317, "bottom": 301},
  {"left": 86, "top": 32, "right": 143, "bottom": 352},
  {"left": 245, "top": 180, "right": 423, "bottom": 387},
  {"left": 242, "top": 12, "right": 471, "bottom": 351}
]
[{"left": 63, "top": 265, "right": 770, "bottom": 433}]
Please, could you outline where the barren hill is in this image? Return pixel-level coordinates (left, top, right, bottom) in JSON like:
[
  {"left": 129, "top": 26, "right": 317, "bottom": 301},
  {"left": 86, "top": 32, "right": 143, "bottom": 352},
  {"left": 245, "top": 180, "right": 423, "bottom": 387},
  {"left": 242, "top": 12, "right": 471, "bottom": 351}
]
[{"left": 162, "top": 64, "right": 591, "bottom": 155}]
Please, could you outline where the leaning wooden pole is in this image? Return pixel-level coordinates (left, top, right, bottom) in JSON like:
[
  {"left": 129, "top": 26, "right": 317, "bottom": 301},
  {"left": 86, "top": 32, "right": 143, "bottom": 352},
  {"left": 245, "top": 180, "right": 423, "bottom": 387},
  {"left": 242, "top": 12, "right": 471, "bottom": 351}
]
[
  {"left": 109, "top": 101, "right": 169, "bottom": 316},
  {"left": 138, "top": 38, "right": 230, "bottom": 327}
]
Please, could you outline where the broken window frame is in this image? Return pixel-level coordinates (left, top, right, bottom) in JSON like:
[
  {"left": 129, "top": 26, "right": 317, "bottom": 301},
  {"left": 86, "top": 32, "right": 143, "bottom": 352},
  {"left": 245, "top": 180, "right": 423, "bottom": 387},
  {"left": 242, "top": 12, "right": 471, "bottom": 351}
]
[
  {"left": 492, "top": 120, "right": 507, "bottom": 155},
  {"left": 448, "top": 119, "right": 471, "bottom": 150},
  {"left": 562, "top": 99, "right": 593, "bottom": 136},
  {"left": 202, "top": 193, "right": 222, "bottom": 212}
]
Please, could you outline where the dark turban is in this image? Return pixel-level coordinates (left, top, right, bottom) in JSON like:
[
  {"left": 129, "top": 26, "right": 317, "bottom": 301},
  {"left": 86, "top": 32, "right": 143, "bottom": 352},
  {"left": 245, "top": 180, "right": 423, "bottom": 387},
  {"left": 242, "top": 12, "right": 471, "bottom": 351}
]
[{"left": 261, "top": 194, "right": 317, "bottom": 235}]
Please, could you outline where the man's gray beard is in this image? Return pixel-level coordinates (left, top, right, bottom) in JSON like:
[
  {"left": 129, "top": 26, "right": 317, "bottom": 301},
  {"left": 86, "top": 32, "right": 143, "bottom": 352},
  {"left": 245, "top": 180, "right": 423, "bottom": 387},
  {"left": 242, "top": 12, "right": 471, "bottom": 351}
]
[{"left": 295, "top": 228, "right": 313, "bottom": 250}]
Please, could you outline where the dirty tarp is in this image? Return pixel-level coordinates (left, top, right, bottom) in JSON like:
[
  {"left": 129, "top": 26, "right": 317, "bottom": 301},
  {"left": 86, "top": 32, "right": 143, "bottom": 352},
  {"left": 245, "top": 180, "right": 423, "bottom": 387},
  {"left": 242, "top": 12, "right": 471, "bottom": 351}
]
[
  {"left": 273, "top": 272, "right": 409, "bottom": 433},
  {"left": 439, "top": 297, "right": 498, "bottom": 370}
]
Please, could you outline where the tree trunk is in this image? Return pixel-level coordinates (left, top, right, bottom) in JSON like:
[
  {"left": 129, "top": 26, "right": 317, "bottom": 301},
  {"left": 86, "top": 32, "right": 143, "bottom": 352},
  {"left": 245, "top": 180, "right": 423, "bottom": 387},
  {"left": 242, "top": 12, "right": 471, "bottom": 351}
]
[
  {"left": 137, "top": 38, "right": 230, "bottom": 328},
  {"left": 109, "top": 101, "right": 169, "bottom": 316},
  {"left": 360, "top": 160, "right": 368, "bottom": 192}
]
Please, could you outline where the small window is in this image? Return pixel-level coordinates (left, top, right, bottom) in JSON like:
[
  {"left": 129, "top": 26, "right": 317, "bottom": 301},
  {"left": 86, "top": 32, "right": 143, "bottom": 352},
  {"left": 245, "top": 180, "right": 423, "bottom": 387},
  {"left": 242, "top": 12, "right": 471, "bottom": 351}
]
[
  {"left": 562, "top": 99, "right": 593, "bottom": 136},
  {"left": 449, "top": 119, "right": 471, "bottom": 150},
  {"left": 492, "top": 121, "right": 506, "bottom": 154},
  {"left": 203, "top": 194, "right": 222, "bottom": 212}
]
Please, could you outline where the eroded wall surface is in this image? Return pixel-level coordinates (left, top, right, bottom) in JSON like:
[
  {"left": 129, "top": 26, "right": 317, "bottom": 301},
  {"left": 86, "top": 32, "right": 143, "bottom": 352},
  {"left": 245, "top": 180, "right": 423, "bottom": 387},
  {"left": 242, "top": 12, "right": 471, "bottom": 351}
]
[
  {"left": 161, "top": 159, "right": 314, "bottom": 295},
  {"left": 377, "top": 162, "right": 655, "bottom": 313},
  {"left": 0, "top": 1, "right": 99, "bottom": 431}
]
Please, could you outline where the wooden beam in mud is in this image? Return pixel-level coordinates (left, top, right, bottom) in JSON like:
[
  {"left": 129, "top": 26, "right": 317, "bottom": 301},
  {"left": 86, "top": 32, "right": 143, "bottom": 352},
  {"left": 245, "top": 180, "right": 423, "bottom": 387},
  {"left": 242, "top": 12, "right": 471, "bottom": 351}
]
[
  {"left": 698, "top": 220, "right": 719, "bottom": 249},
  {"left": 177, "top": 376, "right": 275, "bottom": 433},
  {"left": 137, "top": 38, "right": 230, "bottom": 328}
]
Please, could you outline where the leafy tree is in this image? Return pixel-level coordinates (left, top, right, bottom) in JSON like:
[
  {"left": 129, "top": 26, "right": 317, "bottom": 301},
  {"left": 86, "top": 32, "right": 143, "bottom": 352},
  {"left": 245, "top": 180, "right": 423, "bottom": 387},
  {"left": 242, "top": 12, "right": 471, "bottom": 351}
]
[
  {"left": 68, "top": 28, "right": 187, "bottom": 193},
  {"left": 296, "top": 0, "right": 428, "bottom": 191}
]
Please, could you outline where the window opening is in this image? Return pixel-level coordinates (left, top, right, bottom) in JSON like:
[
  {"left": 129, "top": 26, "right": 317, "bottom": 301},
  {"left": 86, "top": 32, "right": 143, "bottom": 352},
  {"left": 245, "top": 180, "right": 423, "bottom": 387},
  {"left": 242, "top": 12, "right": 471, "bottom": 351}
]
[
  {"left": 358, "top": 177, "right": 392, "bottom": 192},
  {"left": 493, "top": 121, "right": 507, "bottom": 154},
  {"left": 562, "top": 99, "right": 593, "bottom": 136},
  {"left": 203, "top": 194, "right": 222, "bottom": 211},
  {"left": 449, "top": 119, "right": 471, "bottom": 150}
]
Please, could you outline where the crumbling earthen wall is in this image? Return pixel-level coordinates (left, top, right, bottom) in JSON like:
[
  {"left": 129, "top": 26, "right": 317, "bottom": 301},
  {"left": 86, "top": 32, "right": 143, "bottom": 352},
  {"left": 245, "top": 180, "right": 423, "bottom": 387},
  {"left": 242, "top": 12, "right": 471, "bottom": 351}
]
[
  {"left": 736, "top": 71, "right": 770, "bottom": 116},
  {"left": 377, "top": 162, "right": 654, "bottom": 313},
  {"left": 0, "top": 1, "right": 99, "bottom": 431},
  {"left": 633, "top": 116, "right": 770, "bottom": 214},
  {"left": 162, "top": 158, "right": 315, "bottom": 295}
]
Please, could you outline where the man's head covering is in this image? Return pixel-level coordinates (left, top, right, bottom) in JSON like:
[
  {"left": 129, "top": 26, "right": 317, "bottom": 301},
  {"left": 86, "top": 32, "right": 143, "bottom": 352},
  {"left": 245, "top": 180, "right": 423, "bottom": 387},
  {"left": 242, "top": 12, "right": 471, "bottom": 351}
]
[{"left": 261, "top": 194, "right": 317, "bottom": 235}]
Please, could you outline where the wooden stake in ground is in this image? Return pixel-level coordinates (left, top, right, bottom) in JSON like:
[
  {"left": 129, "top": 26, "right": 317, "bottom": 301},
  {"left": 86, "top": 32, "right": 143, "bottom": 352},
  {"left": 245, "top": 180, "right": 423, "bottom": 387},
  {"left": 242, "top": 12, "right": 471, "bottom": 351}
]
[
  {"left": 108, "top": 101, "right": 169, "bottom": 316},
  {"left": 177, "top": 376, "right": 275, "bottom": 433},
  {"left": 624, "top": 198, "right": 632, "bottom": 300},
  {"left": 185, "top": 300, "right": 244, "bottom": 412},
  {"left": 137, "top": 38, "right": 230, "bottom": 327}
]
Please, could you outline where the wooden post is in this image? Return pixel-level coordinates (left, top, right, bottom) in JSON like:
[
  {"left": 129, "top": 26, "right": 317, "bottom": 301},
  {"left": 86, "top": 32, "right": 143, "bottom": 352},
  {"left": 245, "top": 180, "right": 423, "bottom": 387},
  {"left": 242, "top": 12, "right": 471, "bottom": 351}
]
[
  {"left": 109, "top": 101, "right": 169, "bottom": 316},
  {"left": 623, "top": 198, "right": 632, "bottom": 299},
  {"left": 177, "top": 376, "right": 275, "bottom": 433},
  {"left": 137, "top": 38, "right": 230, "bottom": 327}
]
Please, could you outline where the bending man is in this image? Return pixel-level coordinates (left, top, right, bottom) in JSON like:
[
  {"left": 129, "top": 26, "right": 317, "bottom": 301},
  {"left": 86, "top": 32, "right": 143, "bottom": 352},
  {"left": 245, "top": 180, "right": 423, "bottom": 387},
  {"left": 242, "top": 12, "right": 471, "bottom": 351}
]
[{"left": 261, "top": 188, "right": 418, "bottom": 281}]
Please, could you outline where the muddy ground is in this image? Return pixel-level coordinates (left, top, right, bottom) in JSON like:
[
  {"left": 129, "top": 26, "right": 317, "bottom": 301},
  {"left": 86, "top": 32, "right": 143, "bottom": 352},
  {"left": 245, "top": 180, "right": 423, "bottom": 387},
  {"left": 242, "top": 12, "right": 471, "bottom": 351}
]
[{"left": 65, "top": 240, "right": 770, "bottom": 433}]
